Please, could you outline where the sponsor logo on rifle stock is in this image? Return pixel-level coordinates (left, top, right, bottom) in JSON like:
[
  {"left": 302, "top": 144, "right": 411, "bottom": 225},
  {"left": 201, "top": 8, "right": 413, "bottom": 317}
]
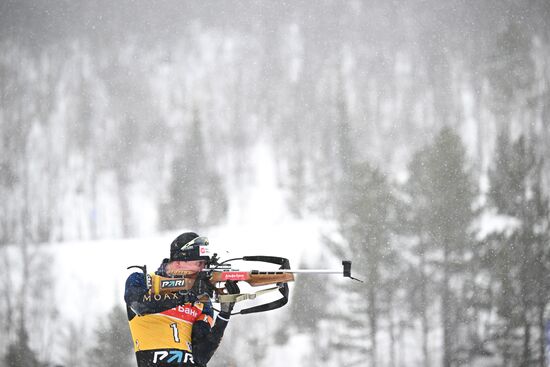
[
  {"left": 220, "top": 271, "right": 249, "bottom": 281},
  {"left": 161, "top": 279, "right": 186, "bottom": 288}
]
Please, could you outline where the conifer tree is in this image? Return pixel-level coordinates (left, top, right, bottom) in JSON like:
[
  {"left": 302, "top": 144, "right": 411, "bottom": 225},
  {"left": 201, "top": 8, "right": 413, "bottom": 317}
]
[
  {"left": 331, "top": 160, "right": 398, "bottom": 367},
  {"left": 160, "top": 108, "right": 227, "bottom": 230},
  {"left": 288, "top": 257, "right": 331, "bottom": 366},
  {"left": 484, "top": 133, "right": 550, "bottom": 366},
  {"left": 60, "top": 321, "right": 86, "bottom": 367},
  {"left": 404, "top": 126, "right": 476, "bottom": 367},
  {"left": 4, "top": 324, "right": 41, "bottom": 367},
  {"left": 290, "top": 259, "right": 330, "bottom": 333},
  {"left": 485, "top": 20, "right": 535, "bottom": 121},
  {"left": 87, "top": 305, "right": 134, "bottom": 367}
]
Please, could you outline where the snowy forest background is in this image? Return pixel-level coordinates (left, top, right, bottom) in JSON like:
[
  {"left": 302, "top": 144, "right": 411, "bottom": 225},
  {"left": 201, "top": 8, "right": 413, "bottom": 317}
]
[{"left": 1, "top": 1, "right": 550, "bottom": 366}]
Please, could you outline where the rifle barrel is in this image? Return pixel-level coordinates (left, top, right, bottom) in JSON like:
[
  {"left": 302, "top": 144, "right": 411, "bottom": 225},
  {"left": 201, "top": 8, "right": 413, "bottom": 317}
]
[
  {"left": 253, "top": 269, "right": 344, "bottom": 274},
  {"left": 276, "top": 269, "right": 363, "bottom": 282}
]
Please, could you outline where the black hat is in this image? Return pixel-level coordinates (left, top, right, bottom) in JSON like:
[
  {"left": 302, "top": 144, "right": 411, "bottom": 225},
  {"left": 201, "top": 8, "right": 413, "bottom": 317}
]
[{"left": 170, "top": 232, "right": 211, "bottom": 262}]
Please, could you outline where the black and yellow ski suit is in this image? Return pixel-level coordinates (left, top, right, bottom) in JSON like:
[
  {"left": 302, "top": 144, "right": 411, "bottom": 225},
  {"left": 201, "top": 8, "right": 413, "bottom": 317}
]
[{"left": 124, "top": 268, "right": 230, "bottom": 367}]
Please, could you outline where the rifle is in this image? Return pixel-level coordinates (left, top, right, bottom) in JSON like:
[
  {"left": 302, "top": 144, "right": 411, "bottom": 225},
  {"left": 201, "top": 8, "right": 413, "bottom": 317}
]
[{"left": 129, "top": 254, "right": 362, "bottom": 315}]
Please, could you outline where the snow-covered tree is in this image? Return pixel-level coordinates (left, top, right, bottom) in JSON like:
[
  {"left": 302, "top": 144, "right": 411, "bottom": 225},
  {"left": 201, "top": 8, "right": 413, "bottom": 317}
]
[
  {"left": 483, "top": 133, "right": 550, "bottom": 366},
  {"left": 331, "top": 160, "right": 399, "bottom": 367},
  {"left": 87, "top": 305, "right": 134, "bottom": 367},
  {"left": 404, "top": 126, "right": 476, "bottom": 367}
]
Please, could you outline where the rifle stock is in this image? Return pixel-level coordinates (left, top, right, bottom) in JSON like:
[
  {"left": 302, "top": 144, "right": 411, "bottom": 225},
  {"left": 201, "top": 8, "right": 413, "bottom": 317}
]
[
  {"left": 150, "top": 274, "right": 191, "bottom": 294},
  {"left": 150, "top": 271, "right": 295, "bottom": 295}
]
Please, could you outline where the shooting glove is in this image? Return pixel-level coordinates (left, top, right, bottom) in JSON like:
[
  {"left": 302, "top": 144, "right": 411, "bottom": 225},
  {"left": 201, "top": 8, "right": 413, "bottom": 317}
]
[{"left": 220, "top": 280, "right": 240, "bottom": 317}]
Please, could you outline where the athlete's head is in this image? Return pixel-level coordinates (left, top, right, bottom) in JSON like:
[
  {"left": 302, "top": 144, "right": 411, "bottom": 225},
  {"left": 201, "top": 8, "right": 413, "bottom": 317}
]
[{"left": 166, "top": 232, "right": 210, "bottom": 274}]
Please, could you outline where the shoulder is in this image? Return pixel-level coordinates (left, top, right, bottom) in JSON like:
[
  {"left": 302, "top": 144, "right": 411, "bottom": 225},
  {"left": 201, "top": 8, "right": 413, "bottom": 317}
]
[
  {"left": 124, "top": 272, "right": 149, "bottom": 306},
  {"left": 125, "top": 272, "right": 147, "bottom": 288}
]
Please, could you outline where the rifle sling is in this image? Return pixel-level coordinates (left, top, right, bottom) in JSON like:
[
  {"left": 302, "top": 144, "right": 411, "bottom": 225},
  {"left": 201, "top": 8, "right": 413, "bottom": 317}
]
[
  {"left": 217, "top": 282, "right": 290, "bottom": 314},
  {"left": 239, "top": 282, "right": 289, "bottom": 314},
  {"left": 218, "top": 286, "right": 280, "bottom": 303}
]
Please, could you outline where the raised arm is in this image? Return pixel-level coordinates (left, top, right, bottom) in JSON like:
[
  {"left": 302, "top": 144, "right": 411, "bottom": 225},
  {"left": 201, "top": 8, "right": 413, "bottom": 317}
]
[{"left": 191, "top": 281, "right": 239, "bottom": 366}]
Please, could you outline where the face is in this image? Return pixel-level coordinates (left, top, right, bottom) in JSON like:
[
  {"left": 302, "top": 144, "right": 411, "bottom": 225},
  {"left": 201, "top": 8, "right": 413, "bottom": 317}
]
[{"left": 166, "top": 260, "right": 206, "bottom": 275}]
